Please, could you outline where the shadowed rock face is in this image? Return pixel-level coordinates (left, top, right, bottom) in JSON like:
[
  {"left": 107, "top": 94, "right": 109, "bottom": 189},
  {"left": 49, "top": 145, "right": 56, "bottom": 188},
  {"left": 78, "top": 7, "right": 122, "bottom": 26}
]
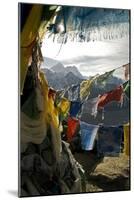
[{"left": 74, "top": 152, "right": 130, "bottom": 192}]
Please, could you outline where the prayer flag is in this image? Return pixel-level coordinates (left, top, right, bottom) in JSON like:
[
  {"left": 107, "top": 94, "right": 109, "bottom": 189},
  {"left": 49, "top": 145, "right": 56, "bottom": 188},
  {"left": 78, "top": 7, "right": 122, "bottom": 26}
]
[
  {"left": 97, "top": 69, "right": 115, "bottom": 85},
  {"left": 123, "top": 80, "right": 130, "bottom": 99},
  {"left": 123, "top": 123, "right": 130, "bottom": 156},
  {"left": 81, "top": 96, "right": 100, "bottom": 118},
  {"left": 70, "top": 101, "right": 82, "bottom": 117},
  {"left": 98, "top": 85, "right": 123, "bottom": 108},
  {"left": 80, "top": 121, "right": 99, "bottom": 151},
  {"left": 21, "top": 5, "right": 43, "bottom": 93},
  {"left": 97, "top": 126, "right": 123, "bottom": 156},
  {"left": 58, "top": 97, "right": 71, "bottom": 120},
  {"left": 67, "top": 117, "right": 80, "bottom": 142},
  {"left": 80, "top": 77, "right": 96, "bottom": 101}
]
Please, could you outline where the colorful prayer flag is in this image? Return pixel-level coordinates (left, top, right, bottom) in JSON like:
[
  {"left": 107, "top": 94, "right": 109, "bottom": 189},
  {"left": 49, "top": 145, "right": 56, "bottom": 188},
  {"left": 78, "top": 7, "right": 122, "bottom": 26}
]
[
  {"left": 21, "top": 5, "right": 43, "bottom": 93},
  {"left": 57, "top": 97, "right": 71, "bottom": 120},
  {"left": 80, "top": 121, "right": 99, "bottom": 151},
  {"left": 97, "top": 126, "right": 123, "bottom": 156},
  {"left": 81, "top": 96, "right": 100, "bottom": 118},
  {"left": 123, "top": 123, "right": 130, "bottom": 156},
  {"left": 67, "top": 117, "right": 80, "bottom": 142},
  {"left": 80, "top": 77, "right": 95, "bottom": 101},
  {"left": 70, "top": 101, "right": 82, "bottom": 117},
  {"left": 123, "top": 80, "right": 130, "bottom": 99},
  {"left": 98, "top": 85, "right": 123, "bottom": 108},
  {"left": 97, "top": 69, "right": 115, "bottom": 85}
]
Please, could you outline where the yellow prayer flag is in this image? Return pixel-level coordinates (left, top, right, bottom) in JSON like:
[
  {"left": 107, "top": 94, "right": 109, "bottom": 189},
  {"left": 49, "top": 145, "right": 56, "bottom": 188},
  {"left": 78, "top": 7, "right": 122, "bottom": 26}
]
[
  {"left": 20, "top": 5, "right": 59, "bottom": 94},
  {"left": 123, "top": 123, "right": 130, "bottom": 156},
  {"left": 58, "top": 97, "right": 71, "bottom": 116},
  {"left": 20, "top": 5, "right": 43, "bottom": 94},
  {"left": 80, "top": 77, "right": 96, "bottom": 100},
  {"left": 39, "top": 71, "right": 59, "bottom": 127}
]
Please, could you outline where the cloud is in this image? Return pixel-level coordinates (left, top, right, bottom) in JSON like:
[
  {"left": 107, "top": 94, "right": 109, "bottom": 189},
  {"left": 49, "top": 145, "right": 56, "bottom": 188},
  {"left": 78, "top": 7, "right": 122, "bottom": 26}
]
[
  {"left": 62, "top": 54, "right": 129, "bottom": 76},
  {"left": 42, "top": 36, "right": 129, "bottom": 77}
]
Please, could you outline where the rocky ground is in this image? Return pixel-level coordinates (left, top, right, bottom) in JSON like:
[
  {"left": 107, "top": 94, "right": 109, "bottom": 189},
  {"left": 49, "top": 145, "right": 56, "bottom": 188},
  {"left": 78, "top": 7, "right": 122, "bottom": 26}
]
[{"left": 74, "top": 153, "right": 130, "bottom": 192}]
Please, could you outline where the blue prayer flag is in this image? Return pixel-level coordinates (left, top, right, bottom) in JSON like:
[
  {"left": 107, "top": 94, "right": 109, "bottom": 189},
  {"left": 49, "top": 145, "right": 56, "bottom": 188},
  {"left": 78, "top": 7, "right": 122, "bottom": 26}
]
[
  {"left": 97, "top": 126, "right": 123, "bottom": 156},
  {"left": 80, "top": 121, "right": 99, "bottom": 151},
  {"left": 70, "top": 101, "right": 82, "bottom": 117}
]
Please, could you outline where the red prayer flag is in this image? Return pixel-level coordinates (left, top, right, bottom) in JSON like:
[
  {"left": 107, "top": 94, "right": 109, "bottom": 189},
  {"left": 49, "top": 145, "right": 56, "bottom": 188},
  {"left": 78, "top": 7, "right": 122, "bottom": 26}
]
[
  {"left": 67, "top": 117, "right": 80, "bottom": 142},
  {"left": 98, "top": 85, "right": 123, "bottom": 108}
]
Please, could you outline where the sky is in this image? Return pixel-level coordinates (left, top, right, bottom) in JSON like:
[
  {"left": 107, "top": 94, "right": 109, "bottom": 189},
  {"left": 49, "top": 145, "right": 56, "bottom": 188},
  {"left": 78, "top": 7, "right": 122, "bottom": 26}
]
[{"left": 41, "top": 33, "right": 129, "bottom": 78}]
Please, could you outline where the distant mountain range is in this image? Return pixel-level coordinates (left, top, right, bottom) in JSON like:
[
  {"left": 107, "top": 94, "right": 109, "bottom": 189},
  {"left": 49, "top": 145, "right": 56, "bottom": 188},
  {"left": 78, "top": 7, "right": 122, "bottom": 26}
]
[
  {"left": 41, "top": 57, "right": 124, "bottom": 91},
  {"left": 42, "top": 67, "right": 83, "bottom": 90},
  {"left": 42, "top": 57, "right": 83, "bottom": 78},
  {"left": 41, "top": 57, "right": 84, "bottom": 89},
  {"left": 51, "top": 63, "right": 83, "bottom": 79}
]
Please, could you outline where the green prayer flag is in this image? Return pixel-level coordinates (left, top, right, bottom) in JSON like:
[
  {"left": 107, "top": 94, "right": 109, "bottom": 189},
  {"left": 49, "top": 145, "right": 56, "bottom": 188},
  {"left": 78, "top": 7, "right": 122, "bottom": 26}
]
[
  {"left": 97, "top": 69, "right": 115, "bottom": 85},
  {"left": 123, "top": 80, "right": 130, "bottom": 98}
]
